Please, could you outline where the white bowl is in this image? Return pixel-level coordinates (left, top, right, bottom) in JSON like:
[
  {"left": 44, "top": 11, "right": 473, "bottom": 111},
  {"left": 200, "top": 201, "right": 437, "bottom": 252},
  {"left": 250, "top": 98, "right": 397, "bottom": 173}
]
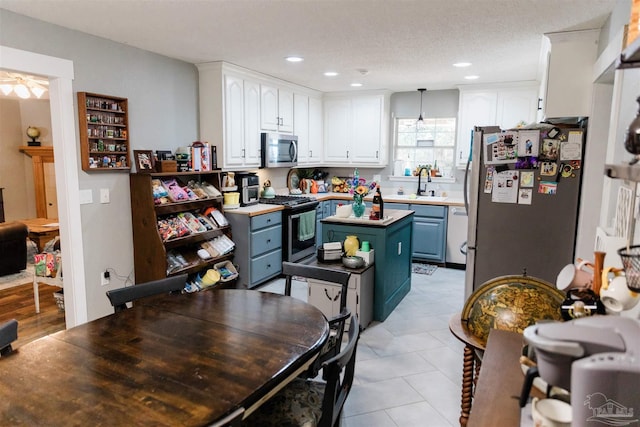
[{"left": 335, "top": 204, "right": 352, "bottom": 218}]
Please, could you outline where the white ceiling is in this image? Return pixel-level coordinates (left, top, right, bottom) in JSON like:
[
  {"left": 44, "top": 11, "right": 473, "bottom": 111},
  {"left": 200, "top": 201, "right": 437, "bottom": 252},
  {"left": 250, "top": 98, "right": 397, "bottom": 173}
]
[{"left": 0, "top": 0, "right": 619, "bottom": 93}]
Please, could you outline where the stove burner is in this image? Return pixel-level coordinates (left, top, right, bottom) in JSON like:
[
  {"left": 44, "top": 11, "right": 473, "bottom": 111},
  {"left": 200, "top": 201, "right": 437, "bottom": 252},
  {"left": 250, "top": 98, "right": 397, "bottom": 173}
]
[{"left": 259, "top": 195, "right": 316, "bottom": 207}]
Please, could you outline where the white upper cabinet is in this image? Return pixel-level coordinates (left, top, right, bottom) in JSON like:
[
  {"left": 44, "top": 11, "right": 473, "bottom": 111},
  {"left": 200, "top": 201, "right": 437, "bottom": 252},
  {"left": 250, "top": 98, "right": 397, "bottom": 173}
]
[
  {"left": 455, "top": 84, "right": 538, "bottom": 167},
  {"left": 261, "top": 84, "right": 294, "bottom": 133},
  {"left": 323, "top": 92, "right": 389, "bottom": 165},
  {"left": 324, "top": 97, "right": 351, "bottom": 164},
  {"left": 243, "top": 80, "right": 262, "bottom": 166},
  {"left": 308, "top": 96, "right": 323, "bottom": 163},
  {"left": 294, "top": 93, "right": 310, "bottom": 163},
  {"left": 223, "top": 74, "right": 247, "bottom": 167},
  {"left": 198, "top": 62, "right": 320, "bottom": 170},
  {"left": 543, "top": 30, "right": 599, "bottom": 119}
]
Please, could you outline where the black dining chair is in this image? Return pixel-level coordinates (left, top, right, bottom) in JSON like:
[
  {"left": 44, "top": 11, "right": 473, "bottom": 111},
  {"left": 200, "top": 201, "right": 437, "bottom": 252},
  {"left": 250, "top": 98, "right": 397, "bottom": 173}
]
[
  {"left": 0, "top": 319, "right": 18, "bottom": 357},
  {"left": 242, "top": 313, "right": 361, "bottom": 427},
  {"left": 208, "top": 407, "right": 244, "bottom": 427},
  {"left": 106, "top": 274, "right": 188, "bottom": 312},
  {"left": 282, "top": 261, "right": 352, "bottom": 379}
]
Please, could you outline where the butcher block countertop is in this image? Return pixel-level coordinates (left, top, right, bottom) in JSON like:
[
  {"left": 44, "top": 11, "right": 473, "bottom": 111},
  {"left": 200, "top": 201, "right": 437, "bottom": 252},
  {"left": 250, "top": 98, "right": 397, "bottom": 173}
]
[
  {"left": 314, "top": 193, "right": 464, "bottom": 207},
  {"left": 223, "top": 193, "right": 463, "bottom": 217}
]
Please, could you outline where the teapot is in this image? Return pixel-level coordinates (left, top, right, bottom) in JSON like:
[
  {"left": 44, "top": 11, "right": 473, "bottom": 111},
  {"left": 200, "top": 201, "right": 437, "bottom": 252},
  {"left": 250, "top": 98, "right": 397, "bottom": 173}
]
[{"left": 262, "top": 180, "right": 276, "bottom": 198}]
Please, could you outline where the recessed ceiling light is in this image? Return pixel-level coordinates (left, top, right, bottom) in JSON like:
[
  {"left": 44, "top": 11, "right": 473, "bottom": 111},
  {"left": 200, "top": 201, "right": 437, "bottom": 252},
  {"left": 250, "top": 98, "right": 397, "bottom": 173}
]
[
  {"left": 324, "top": 71, "right": 339, "bottom": 77},
  {"left": 453, "top": 62, "right": 472, "bottom": 68},
  {"left": 350, "top": 83, "right": 363, "bottom": 87},
  {"left": 464, "top": 75, "right": 480, "bottom": 80},
  {"left": 285, "top": 56, "right": 304, "bottom": 63}
]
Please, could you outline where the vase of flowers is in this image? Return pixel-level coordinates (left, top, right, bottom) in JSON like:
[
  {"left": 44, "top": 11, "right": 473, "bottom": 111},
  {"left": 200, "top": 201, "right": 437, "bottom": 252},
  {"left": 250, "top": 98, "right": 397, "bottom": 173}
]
[{"left": 348, "top": 170, "right": 376, "bottom": 218}]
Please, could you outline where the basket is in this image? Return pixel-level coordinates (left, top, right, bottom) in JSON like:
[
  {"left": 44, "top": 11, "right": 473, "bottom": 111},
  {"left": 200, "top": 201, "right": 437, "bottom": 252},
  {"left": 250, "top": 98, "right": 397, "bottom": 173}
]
[
  {"left": 617, "top": 245, "right": 640, "bottom": 292},
  {"left": 214, "top": 260, "right": 238, "bottom": 282}
]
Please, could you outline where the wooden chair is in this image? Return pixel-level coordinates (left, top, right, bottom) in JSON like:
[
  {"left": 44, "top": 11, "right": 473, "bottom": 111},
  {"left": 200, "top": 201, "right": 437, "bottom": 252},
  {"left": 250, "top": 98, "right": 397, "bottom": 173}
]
[
  {"left": 106, "top": 274, "right": 187, "bottom": 312},
  {"left": 282, "top": 261, "right": 352, "bottom": 378},
  {"left": 0, "top": 319, "right": 18, "bottom": 357},
  {"left": 208, "top": 407, "right": 244, "bottom": 427},
  {"left": 242, "top": 314, "right": 361, "bottom": 427}
]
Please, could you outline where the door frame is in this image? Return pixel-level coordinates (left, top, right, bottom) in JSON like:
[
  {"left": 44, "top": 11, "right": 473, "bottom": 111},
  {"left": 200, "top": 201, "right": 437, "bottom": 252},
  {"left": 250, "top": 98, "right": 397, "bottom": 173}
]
[{"left": 1, "top": 45, "right": 88, "bottom": 327}]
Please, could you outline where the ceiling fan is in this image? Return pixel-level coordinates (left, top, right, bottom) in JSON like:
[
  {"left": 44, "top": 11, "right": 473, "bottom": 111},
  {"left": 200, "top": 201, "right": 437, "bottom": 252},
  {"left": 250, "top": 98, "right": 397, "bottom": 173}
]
[{"left": 0, "top": 71, "right": 49, "bottom": 99}]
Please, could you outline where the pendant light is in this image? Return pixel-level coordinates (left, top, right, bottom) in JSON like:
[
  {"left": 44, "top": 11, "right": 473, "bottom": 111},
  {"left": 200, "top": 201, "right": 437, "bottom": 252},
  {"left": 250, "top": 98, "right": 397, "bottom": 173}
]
[{"left": 417, "top": 88, "right": 426, "bottom": 123}]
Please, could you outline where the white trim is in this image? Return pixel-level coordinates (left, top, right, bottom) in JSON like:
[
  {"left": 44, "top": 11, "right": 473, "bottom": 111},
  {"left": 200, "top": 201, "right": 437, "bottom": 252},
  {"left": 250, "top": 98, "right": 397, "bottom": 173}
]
[{"left": 1, "top": 45, "right": 88, "bottom": 327}]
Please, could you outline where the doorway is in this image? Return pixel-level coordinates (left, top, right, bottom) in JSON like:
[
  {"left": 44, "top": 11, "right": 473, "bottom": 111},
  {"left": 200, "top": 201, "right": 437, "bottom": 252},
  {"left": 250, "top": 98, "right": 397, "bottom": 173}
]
[{"left": 1, "top": 45, "right": 88, "bottom": 328}]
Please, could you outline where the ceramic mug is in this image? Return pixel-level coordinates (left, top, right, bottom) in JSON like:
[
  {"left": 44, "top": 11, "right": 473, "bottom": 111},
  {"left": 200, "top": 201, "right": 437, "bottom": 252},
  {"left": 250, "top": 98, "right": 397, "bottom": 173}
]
[
  {"left": 556, "top": 260, "right": 593, "bottom": 292},
  {"left": 531, "top": 397, "right": 572, "bottom": 427},
  {"left": 600, "top": 268, "right": 640, "bottom": 312}
]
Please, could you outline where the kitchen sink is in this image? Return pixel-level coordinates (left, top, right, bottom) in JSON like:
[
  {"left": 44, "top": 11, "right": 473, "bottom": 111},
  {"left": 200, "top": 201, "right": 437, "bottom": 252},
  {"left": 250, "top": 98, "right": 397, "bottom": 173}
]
[{"left": 388, "top": 194, "right": 448, "bottom": 203}]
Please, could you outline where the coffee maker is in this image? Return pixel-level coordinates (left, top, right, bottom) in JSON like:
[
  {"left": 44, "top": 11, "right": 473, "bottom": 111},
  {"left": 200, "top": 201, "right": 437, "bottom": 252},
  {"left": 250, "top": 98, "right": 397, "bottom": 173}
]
[
  {"left": 236, "top": 173, "right": 260, "bottom": 206},
  {"left": 524, "top": 316, "right": 640, "bottom": 426}
]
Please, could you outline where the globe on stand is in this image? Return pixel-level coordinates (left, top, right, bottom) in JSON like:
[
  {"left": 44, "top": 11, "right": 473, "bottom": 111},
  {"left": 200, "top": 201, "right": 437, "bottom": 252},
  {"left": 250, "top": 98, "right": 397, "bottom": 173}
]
[{"left": 26, "top": 126, "right": 41, "bottom": 146}]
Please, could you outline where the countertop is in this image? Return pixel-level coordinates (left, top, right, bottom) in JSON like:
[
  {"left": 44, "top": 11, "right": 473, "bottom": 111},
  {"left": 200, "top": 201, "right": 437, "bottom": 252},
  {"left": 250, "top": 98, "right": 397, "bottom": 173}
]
[
  {"left": 224, "top": 193, "right": 463, "bottom": 216},
  {"left": 321, "top": 209, "right": 413, "bottom": 227}
]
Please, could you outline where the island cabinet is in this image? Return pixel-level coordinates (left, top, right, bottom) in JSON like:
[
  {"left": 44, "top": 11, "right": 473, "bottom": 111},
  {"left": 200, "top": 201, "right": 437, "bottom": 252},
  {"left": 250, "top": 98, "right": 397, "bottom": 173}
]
[
  {"left": 129, "top": 171, "right": 233, "bottom": 284},
  {"left": 321, "top": 209, "right": 414, "bottom": 321},
  {"left": 385, "top": 202, "right": 447, "bottom": 263},
  {"left": 226, "top": 210, "right": 283, "bottom": 289}
]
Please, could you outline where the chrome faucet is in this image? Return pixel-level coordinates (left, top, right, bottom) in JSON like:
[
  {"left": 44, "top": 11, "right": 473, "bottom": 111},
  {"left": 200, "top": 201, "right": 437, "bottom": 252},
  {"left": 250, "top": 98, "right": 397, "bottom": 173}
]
[{"left": 416, "top": 167, "right": 432, "bottom": 196}]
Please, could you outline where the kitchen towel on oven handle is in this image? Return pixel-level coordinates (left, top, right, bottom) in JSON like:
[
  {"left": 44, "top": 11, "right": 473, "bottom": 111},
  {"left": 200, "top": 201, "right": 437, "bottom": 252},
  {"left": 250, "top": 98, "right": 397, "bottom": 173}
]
[{"left": 298, "top": 210, "right": 316, "bottom": 241}]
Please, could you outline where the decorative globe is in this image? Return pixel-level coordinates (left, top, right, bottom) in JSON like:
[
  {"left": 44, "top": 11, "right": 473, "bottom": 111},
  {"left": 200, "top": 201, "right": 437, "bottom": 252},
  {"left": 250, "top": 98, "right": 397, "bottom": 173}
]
[
  {"left": 461, "top": 275, "right": 565, "bottom": 347},
  {"left": 26, "top": 126, "right": 41, "bottom": 140}
]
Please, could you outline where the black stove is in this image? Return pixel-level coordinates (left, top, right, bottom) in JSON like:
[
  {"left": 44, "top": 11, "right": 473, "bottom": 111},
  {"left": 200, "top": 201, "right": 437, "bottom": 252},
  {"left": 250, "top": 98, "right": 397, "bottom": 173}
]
[{"left": 259, "top": 195, "right": 317, "bottom": 207}]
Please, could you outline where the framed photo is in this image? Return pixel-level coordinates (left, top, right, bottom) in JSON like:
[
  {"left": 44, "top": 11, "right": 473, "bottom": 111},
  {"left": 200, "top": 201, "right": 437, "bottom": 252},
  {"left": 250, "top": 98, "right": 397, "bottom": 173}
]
[
  {"left": 134, "top": 150, "right": 155, "bottom": 173},
  {"left": 156, "top": 150, "right": 174, "bottom": 161}
]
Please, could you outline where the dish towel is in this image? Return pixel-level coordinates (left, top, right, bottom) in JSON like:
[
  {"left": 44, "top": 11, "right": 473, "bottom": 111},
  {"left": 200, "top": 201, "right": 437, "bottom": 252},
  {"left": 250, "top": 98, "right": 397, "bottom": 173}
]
[{"left": 298, "top": 210, "right": 316, "bottom": 242}]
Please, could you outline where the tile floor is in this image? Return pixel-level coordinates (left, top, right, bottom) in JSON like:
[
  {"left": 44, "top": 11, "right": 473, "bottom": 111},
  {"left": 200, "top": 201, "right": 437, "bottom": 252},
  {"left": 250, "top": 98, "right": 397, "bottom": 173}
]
[{"left": 259, "top": 266, "right": 467, "bottom": 427}]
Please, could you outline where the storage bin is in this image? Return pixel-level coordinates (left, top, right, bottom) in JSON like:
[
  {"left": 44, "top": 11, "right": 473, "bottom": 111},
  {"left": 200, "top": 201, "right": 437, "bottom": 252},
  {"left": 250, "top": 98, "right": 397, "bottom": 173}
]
[
  {"left": 157, "top": 160, "right": 177, "bottom": 172},
  {"left": 214, "top": 260, "right": 239, "bottom": 282}
]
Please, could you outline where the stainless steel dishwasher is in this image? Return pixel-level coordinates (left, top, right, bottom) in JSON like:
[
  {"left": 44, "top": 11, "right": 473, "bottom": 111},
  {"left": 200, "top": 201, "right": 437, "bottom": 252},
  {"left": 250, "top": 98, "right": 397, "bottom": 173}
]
[{"left": 446, "top": 206, "right": 467, "bottom": 265}]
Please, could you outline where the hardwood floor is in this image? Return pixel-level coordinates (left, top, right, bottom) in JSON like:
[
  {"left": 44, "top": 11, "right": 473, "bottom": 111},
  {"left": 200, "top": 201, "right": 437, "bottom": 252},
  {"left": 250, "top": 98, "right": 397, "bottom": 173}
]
[{"left": 0, "top": 281, "right": 65, "bottom": 348}]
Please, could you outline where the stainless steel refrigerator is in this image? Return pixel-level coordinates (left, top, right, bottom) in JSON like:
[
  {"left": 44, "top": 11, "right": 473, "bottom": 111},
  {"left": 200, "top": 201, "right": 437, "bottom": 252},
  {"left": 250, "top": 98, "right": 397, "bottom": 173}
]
[{"left": 464, "top": 123, "right": 587, "bottom": 297}]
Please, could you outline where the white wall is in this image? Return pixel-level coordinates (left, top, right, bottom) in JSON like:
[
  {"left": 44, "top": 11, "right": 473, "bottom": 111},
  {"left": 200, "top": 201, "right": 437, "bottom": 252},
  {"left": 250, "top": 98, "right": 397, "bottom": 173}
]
[{"left": 0, "top": 9, "right": 199, "bottom": 321}]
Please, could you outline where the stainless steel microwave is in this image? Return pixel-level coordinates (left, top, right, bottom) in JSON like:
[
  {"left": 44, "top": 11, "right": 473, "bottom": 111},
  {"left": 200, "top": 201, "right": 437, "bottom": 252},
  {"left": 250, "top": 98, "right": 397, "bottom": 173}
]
[{"left": 261, "top": 132, "right": 298, "bottom": 168}]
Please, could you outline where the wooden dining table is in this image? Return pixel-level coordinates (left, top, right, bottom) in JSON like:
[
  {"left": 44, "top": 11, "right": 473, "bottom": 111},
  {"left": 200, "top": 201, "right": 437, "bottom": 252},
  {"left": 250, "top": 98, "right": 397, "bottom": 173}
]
[{"left": 0, "top": 289, "right": 329, "bottom": 426}]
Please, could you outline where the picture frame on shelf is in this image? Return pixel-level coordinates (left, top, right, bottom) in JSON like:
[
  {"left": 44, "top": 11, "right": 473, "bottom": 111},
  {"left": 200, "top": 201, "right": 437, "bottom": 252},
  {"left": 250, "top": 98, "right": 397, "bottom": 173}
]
[
  {"left": 134, "top": 150, "right": 155, "bottom": 173},
  {"left": 156, "top": 150, "right": 175, "bottom": 161}
]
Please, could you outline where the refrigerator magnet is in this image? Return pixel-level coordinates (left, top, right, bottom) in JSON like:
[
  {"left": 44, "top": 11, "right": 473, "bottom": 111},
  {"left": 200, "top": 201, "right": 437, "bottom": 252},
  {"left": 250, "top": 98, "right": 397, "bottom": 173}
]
[
  {"left": 520, "top": 171, "right": 534, "bottom": 187},
  {"left": 561, "top": 163, "right": 574, "bottom": 178},
  {"left": 518, "top": 189, "right": 533, "bottom": 205},
  {"left": 540, "top": 162, "right": 558, "bottom": 176},
  {"left": 538, "top": 181, "right": 557, "bottom": 195},
  {"left": 560, "top": 140, "right": 582, "bottom": 161}
]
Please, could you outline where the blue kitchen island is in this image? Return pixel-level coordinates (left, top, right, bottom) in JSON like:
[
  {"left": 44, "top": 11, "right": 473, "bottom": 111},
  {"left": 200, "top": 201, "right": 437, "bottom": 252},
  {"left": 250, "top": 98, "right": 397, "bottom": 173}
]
[{"left": 321, "top": 209, "right": 414, "bottom": 321}]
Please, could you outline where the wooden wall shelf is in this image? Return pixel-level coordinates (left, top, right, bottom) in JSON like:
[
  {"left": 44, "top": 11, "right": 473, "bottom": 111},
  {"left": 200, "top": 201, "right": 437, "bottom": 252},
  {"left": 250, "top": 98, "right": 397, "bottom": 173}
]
[{"left": 77, "top": 92, "right": 131, "bottom": 172}]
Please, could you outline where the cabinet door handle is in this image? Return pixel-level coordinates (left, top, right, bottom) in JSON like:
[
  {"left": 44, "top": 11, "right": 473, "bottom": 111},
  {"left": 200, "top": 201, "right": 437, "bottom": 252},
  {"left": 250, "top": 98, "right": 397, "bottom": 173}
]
[
  {"left": 324, "top": 288, "right": 332, "bottom": 301},
  {"left": 346, "top": 150, "right": 350, "bottom": 158},
  {"left": 267, "top": 239, "right": 271, "bottom": 243},
  {"left": 242, "top": 148, "right": 246, "bottom": 158},
  {"left": 334, "top": 291, "right": 341, "bottom": 301},
  {"left": 537, "top": 98, "right": 543, "bottom": 110}
]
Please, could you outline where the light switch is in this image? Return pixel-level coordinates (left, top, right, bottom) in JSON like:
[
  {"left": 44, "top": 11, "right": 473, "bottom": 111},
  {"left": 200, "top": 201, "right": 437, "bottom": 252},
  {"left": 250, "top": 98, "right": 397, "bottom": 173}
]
[{"left": 100, "top": 188, "right": 110, "bottom": 204}]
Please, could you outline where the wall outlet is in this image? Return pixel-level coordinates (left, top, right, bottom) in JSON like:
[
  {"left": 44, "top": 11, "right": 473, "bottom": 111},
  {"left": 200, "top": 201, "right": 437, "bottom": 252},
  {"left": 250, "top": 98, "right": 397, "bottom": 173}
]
[{"left": 101, "top": 270, "right": 110, "bottom": 286}]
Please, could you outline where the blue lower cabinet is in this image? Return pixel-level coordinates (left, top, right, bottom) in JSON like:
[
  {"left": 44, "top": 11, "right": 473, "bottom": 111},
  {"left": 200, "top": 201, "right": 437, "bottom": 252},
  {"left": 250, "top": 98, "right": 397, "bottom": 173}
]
[
  {"left": 321, "top": 210, "right": 413, "bottom": 321},
  {"left": 227, "top": 211, "right": 282, "bottom": 288},
  {"left": 410, "top": 205, "right": 447, "bottom": 263}
]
